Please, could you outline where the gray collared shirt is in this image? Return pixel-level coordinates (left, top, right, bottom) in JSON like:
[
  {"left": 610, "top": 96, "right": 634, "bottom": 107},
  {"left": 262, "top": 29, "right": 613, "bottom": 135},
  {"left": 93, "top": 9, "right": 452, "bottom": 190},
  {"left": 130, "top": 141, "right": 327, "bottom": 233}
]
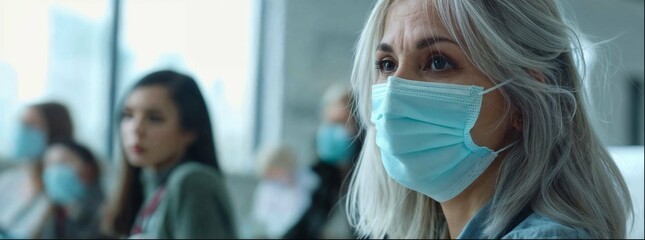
[{"left": 457, "top": 201, "right": 593, "bottom": 239}]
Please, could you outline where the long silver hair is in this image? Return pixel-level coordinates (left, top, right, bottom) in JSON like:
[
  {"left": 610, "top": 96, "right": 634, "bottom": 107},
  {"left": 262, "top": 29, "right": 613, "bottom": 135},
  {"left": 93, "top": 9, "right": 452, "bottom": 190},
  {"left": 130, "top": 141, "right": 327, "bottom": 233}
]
[{"left": 345, "top": 0, "right": 633, "bottom": 238}]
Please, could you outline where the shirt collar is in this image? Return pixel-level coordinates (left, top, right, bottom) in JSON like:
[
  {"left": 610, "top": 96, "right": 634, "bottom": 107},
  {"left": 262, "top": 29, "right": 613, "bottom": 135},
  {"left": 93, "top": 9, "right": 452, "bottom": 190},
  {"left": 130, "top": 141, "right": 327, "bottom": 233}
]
[
  {"left": 456, "top": 199, "right": 493, "bottom": 239},
  {"left": 141, "top": 161, "right": 181, "bottom": 198}
]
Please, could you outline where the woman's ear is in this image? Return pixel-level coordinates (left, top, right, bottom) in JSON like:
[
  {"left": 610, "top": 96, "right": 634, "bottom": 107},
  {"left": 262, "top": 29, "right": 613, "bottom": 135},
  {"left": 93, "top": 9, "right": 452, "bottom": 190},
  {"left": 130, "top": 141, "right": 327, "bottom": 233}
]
[
  {"left": 513, "top": 69, "right": 542, "bottom": 132},
  {"left": 512, "top": 111, "right": 523, "bottom": 132}
]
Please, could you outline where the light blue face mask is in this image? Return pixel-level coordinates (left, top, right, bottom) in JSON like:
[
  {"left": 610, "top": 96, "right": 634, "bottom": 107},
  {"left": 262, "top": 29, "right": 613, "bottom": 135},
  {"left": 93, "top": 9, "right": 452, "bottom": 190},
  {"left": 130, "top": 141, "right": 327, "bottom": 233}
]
[
  {"left": 12, "top": 123, "right": 47, "bottom": 162},
  {"left": 316, "top": 123, "right": 356, "bottom": 164},
  {"left": 43, "top": 164, "right": 87, "bottom": 204},
  {"left": 371, "top": 76, "right": 515, "bottom": 202}
]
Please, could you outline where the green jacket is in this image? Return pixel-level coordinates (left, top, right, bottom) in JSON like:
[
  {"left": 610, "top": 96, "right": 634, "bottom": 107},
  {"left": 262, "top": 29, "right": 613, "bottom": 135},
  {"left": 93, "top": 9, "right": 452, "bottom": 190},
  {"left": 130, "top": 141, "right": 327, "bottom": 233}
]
[{"left": 140, "top": 161, "right": 237, "bottom": 239}]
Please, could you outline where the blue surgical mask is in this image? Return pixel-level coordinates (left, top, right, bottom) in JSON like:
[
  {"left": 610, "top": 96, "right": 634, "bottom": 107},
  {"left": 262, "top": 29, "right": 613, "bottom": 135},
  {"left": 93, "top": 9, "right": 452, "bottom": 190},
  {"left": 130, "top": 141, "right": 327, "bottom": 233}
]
[
  {"left": 316, "top": 123, "right": 356, "bottom": 164},
  {"left": 43, "top": 164, "right": 87, "bottom": 204},
  {"left": 12, "top": 123, "right": 47, "bottom": 162},
  {"left": 371, "top": 76, "right": 515, "bottom": 202}
]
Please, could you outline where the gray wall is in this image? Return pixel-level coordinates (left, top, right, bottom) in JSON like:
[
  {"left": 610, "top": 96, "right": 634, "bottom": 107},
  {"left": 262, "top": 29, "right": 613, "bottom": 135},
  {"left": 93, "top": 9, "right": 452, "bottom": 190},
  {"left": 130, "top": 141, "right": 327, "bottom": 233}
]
[
  {"left": 282, "top": 0, "right": 375, "bottom": 165},
  {"left": 258, "top": 0, "right": 375, "bottom": 166},
  {"left": 565, "top": 0, "right": 644, "bottom": 146}
]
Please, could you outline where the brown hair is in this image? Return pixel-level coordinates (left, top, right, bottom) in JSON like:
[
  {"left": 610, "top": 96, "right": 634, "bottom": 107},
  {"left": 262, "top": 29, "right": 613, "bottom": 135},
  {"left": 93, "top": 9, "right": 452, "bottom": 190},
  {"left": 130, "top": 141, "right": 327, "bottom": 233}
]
[
  {"left": 32, "top": 102, "right": 74, "bottom": 144},
  {"left": 29, "top": 102, "right": 75, "bottom": 192},
  {"left": 101, "top": 161, "right": 142, "bottom": 237}
]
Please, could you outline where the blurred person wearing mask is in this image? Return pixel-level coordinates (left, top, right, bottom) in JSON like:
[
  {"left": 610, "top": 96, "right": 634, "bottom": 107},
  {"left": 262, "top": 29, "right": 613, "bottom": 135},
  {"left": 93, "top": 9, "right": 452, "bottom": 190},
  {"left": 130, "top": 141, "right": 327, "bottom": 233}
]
[
  {"left": 251, "top": 145, "right": 319, "bottom": 238},
  {"left": 0, "top": 102, "right": 74, "bottom": 238},
  {"left": 39, "top": 140, "right": 105, "bottom": 238},
  {"left": 101, "top": 70, "right": 236, "bottom": 239},
  {"left": 283, "top": 84, "right": 363, "bottom": 239}
]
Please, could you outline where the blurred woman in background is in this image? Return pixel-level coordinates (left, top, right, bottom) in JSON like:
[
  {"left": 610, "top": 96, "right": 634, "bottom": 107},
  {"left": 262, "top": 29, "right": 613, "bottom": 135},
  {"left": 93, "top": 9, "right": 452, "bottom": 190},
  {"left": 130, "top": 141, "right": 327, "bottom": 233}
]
[
  {"left": 284, "top": 84, "right": 362, "bottom": 239},
  {"left": 0, "top": 102, "right": 74, "bottom": 238},
  {"left": 102, "top": 70, "right": 236, "bottom": 238},
  {"left": 40, "top": 140, "right": 105, "bottom": 238}
]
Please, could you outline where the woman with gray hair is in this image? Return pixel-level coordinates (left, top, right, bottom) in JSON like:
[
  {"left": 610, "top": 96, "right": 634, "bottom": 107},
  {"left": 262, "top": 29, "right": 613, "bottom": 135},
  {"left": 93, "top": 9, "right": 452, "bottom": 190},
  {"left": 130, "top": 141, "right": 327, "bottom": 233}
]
[{"left": 346, "top": 0, "right": 632, "bottom": 239}]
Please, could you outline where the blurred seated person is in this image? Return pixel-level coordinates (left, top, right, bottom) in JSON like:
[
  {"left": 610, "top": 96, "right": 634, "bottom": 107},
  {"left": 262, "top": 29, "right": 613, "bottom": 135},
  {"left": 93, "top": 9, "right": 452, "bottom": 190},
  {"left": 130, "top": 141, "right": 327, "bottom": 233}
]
[
  {"left": 251, "top": 144, "right": 319, "bottom": 239},
  {"left": 0, "top": 102, "right": 74, "bottom": 238},
  {"left": 39, "top": 140, "right": 105, "bottom": 238},
  {"left": 283, "top": 84, "right": 363, "bottom": 239},
  {"left": 101, "top": 70, "right": 236, "bottom": 238}
]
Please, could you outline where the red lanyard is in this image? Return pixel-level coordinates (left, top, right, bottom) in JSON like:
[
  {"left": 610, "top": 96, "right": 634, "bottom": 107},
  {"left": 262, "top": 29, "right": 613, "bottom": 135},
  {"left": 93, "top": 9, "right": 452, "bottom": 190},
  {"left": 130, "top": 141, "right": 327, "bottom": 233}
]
[{"left": 130, "top": 186, "right": 167, "bottom": 235}]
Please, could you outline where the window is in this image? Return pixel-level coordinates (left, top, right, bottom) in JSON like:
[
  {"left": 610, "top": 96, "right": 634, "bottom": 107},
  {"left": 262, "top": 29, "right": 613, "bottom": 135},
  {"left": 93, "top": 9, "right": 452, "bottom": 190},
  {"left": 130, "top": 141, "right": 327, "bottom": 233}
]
[
  {"left": 117, "top": 0, "right": 258, "bottom": 174},
  {"left": 0, "top": 0, "right": 111, "bottom": 160},
  {"left": 1, "top": 0, "right": 258, "bottom": 175}
]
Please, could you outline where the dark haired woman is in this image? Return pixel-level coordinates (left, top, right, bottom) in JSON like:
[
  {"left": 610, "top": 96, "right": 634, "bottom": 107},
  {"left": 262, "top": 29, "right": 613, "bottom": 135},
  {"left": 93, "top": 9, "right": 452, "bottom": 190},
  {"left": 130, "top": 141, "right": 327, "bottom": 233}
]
[{"left": 102, "top": 70, "right": 236, "bottom": 238}]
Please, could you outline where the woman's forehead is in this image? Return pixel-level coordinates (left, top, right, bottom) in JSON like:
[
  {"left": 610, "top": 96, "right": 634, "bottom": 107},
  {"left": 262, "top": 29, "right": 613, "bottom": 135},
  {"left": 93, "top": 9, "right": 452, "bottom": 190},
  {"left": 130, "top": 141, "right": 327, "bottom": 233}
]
[
  {"left": 22, "top": 108, "right": 45, "bottom": 127},
  {"left": 126, "top": 86, "right": 176, "bottom": 112},
  {"left": 382, "top": 0, "right": 452, "bottom": 46},
  {"left": 45, "top": 145, "right": 82, "bottom": 164}
]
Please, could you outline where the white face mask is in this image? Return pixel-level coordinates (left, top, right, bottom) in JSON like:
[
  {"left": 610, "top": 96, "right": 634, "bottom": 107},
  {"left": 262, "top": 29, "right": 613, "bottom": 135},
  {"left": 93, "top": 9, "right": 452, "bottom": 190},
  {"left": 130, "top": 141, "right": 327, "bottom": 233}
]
[{"left": 371, "top": 76, "right": 515, "bottom": 202}]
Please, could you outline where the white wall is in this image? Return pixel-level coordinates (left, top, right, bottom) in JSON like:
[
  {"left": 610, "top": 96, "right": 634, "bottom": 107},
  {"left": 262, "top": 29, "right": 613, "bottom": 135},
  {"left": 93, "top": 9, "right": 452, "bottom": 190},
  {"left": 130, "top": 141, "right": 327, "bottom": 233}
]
[{"left": 609, "top": 146, "right": 644, "bottom": 239}]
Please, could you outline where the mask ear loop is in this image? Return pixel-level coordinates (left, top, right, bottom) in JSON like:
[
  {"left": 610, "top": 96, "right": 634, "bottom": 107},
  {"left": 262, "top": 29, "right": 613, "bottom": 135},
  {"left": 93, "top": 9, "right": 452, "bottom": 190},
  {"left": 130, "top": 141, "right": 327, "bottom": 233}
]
[
  {"left": 494, "top": 140, "right": 519, "bottom": 154},
  {"left": 480, "top": 79, "right": 519, "bottom": 154},
  {"left": 479, "top": 79, "right": 514, "bottom": 95}
]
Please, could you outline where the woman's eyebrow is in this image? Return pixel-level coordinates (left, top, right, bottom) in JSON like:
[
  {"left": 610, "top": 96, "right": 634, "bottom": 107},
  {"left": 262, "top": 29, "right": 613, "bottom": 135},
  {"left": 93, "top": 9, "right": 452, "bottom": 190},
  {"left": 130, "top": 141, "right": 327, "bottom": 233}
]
[
  {"left": 416, "top": 36, "right": 457, "bottom": 49},
  {"left": 376, "top": 36, "right": 457, "bottom": 52},
  {"left": 146, "top": 108, "right": 163, "bottom": 115},
  {"left": 377, "top": 43, "right": 393, "bottom": 52}
]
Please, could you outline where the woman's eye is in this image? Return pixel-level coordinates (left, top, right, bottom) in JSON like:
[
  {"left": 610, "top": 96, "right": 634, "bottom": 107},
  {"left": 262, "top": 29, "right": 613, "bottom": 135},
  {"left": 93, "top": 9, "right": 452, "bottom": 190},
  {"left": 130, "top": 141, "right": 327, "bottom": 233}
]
[
  {"left": 122, "top": 112, "right": 133, "bottom": 119},
  {"left": 149, "top": 115, "right": 164, "bottom": 122},
  {"left": 376, "top": 59, "right": 397, "bottom": 72},
  {"left": 426, "top": 56, "right": 454, "bottom": 72}
]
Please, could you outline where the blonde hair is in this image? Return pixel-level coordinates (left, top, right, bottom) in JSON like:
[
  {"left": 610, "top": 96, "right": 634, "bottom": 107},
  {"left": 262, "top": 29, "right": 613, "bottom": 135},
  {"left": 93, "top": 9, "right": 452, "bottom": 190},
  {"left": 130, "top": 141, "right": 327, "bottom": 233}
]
[
  {"left": 256, "top": 144, "right": 297, "bottom": 178},
  {"left": 346, "top": 0, "right": 633, "bottom": 238},
  {"left": 321, "top": 83, "right": 351, "bottom": 110}
]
